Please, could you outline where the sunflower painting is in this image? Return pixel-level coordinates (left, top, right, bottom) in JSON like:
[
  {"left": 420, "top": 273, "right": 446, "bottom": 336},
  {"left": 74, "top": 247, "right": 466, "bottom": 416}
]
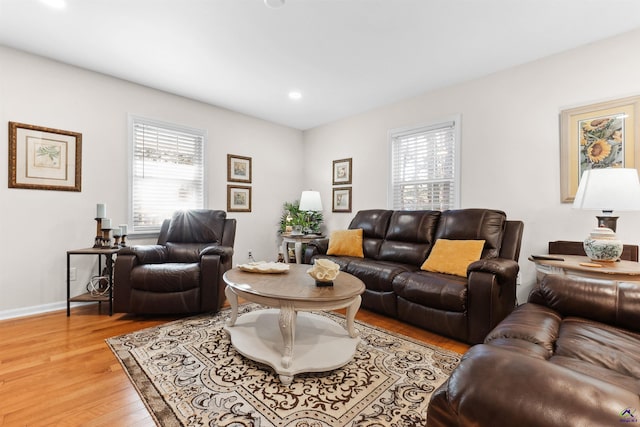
[
  {"left": 578, "top": 115, "right": 624, "bottom": 175},
  {"left": 560, "top": 95, "right": 640, "bottom": 202}
]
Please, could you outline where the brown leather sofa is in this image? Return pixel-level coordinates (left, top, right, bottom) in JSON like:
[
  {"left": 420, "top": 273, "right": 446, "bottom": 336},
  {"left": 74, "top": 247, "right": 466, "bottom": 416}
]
[
  {"left": 427, "top": 274, "right": 640, "bottom": 426},
  {"left": 114, "top": 209, "right": 236, "bottom": 314},
  {"left": 304, "top": 208, "right": 524, "bottom": 344}
]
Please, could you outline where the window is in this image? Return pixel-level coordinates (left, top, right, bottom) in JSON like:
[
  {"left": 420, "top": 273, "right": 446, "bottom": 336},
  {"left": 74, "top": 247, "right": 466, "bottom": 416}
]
[
  {"left": 389, "top": 116, "right": 460, "bottom": 210},
  {"left": 129, "top": 115, "right": 206, "bottom": 233}
]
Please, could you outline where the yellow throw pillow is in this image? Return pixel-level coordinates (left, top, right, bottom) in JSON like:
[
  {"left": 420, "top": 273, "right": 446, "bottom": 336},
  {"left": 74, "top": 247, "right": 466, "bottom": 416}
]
[
  {"left": 326, "top": 229, "right": 364, "bottom": 258},
  {"left": 421, "top": 239, "right": 486, "bottom": 277}
]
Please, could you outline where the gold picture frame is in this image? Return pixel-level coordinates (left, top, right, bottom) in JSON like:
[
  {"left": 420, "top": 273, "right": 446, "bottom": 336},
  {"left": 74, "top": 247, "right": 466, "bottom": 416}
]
[
  {"left": 560, "top": 96, "right": 640, "bottom": 202},
  {"left": 9, "top": 122, "right": 82, "bottom": 192},
  {"left": 227, "top": 154, "right": 252, "bottom": 183},
  {"left": 227, "top": 185, "right": 252, "bottom": 212},
  {"left": 332, "top": 158, "right": 352, "bottom": 185},
  {"left": 332, "top": 187, "right": 352, "bottom": 212}
]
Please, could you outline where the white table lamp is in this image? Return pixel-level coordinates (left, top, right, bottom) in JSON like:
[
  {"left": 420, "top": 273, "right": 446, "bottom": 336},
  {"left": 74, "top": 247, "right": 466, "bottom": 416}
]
[
  {"left": 299, "top": 190, "right": 323, "bottom": 212},
  {"left": 573, "top": 168, "right": 640, "bottom": 232}
]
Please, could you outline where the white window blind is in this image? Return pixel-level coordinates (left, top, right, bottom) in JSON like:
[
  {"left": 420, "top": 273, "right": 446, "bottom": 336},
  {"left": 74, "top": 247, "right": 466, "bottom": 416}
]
[
  {"left": 389, "top": 118, "right": 460, "bottom": 210},
  {"left": 130, "top": 116, "right": 205, "bottom": 233}
]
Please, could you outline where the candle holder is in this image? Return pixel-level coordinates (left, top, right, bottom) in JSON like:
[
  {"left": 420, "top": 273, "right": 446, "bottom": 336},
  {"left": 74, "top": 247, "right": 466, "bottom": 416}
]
[
  {"left": 112, "top": 232, "right": 121, "bottom": 249},
  {"left": 120, "top": 234, "right": 128, "bottom": 247},
  {"left": 93, "top": 218, "right": 104, "bottom": 248},
  {"left": 101, "top": 228, "right": 112, "bottom": 248}
]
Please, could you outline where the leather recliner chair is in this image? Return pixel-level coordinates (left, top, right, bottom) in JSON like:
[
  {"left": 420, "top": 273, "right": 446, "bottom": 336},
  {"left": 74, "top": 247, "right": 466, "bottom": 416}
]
[{"left": 114, "top": 209, "right": 236, "bottom": 314}]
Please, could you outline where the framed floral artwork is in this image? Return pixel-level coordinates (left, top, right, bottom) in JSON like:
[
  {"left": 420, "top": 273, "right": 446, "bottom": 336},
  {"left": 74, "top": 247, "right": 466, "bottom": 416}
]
[
  {"left": 560, "top": 96, "right": 640, "bottom": 202},
  {"left": 9, "top": 122, "right": 82, "bottom": 192},
  {"left": 227, "top": 185, "right": 251, "bottom": 212},
  {"left": 332, "top": 187, "right": 352, "bottom": 212},
  {"left": 227, "top": 154, "right": 252, "bottom": 183},
  {"left": 332, "top": 158, "right": 352, "bottom": 185}
]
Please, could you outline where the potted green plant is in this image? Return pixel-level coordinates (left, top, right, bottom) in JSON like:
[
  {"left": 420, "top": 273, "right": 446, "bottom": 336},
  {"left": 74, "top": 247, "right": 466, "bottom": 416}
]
[{"left": 279, "top": 201, "right": 323, "bottom": 235}]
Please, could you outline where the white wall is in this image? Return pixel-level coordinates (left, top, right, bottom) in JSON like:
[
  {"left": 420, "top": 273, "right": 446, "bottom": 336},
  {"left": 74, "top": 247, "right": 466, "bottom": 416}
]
[
  {"left": 304, "top": 28, "right": 640, "bottom": 303},
  {"left": 0, "top": 46, "right": 304, "bottom": 317}
]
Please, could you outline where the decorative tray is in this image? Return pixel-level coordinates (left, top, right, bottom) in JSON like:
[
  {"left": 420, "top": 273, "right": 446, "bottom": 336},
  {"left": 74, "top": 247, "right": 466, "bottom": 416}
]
[{"left": 237, "top": 261, "right": 290, "bottom": 274}]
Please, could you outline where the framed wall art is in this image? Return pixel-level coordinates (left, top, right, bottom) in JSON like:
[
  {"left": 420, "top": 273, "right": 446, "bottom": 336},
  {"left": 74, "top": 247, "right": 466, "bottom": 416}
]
[
  {"left": 332, "top": 158, "right": 352, "bottom": 185},
  {"left": 332, "top": 187, "right": 352, "bottom": 212},
  {"left": 227, "top": 154, "right": 252, "bottom": 183},
  {"left": 560, "top": 96, "right": 640, "bottom": 202},
  {"left": 227, "top": 185, "right": 252, "bottom": 212},
  {"left": 9, "top": 122, "right": 82, "bottom": 192}
]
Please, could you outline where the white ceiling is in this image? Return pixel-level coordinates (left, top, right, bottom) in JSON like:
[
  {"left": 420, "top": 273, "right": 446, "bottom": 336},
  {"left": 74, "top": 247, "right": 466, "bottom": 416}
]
[{"left": 2, "top": 0, "right": 640, "bottom": 130}]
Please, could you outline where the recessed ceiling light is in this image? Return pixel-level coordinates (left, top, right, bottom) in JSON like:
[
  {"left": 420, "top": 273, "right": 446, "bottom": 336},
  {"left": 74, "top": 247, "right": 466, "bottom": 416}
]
[
  {"left": 264, "top": 0, "right": 285, "bottom": 8},
  {"left": 288, "top": 91, "right": 302, "bottom": 100},
  {"left": 40, "top": 0, "right": 67, "bottom": 9}
]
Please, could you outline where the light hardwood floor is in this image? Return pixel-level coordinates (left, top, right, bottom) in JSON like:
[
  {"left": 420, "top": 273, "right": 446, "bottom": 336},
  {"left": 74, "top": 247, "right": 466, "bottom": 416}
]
[{"left": 0, "top": 303, "right": 469, "bottom": 426}]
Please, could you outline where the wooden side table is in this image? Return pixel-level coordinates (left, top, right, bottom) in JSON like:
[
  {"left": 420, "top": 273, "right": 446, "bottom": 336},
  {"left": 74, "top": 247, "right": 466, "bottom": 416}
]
[
  {"left": 281, "top": 233, "right": 323, "bottom": 264},
  {"left": 67, "top": 247, "right": 120, "bottom": 316},
  {"left": 529, "top": 254, "right": 640, "bottom": 282}
]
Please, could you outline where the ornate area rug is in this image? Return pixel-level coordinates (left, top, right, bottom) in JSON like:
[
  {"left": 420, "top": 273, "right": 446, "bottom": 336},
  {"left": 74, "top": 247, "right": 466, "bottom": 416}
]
[{"left": 107, "top": 304, "right": 461, "bottom": 426}]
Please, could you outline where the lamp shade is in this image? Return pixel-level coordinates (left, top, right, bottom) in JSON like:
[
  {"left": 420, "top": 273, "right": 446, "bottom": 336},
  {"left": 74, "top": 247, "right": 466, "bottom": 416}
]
[
  {"left": 573, "top": 168, "right": 640, "bottom": 211},
  {"left": 299, "top": 191, "right": 323, "bottom": 211}
]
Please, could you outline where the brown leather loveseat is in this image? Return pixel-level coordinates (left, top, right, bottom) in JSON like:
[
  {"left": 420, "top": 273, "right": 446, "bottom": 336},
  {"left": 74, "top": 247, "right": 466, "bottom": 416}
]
[
  {"left": 304, "top": 208, "right": 524, "bottom": 344},
  {"left": 427, "top": 274, "right": 640, "bottom": 426}
]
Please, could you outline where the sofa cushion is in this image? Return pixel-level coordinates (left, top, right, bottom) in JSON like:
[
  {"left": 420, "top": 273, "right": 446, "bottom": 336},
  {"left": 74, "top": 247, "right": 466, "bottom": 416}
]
[
  {"left": 378, "top": 210, "right": 441, "bottom": 265},
  {"left": 167, "top": 209, "right": 226, "bottom": 243},
  {"left": 166, "top": 242, "right": 208, "bottom": 263},
  {"left": 346, "top": 259, "right": 416, "bottom": 292},
  {"left": 434, "top": 209, "right": 506, "bottom": 258},
  {"left": 326, "top": 229, "right": 364, "bottom": 257},
  {"left": 348, "top": 210, "right": 393, "bottom": 259},
  {"left": 130, "top": 263, "right": 200, "bottom": 292},
  {"left": 420, "top": 239, "right": 485, "bottom": 277},
  {"left": 551, "top": 318, "right": 640, "bottom": 393},
  {"left": 393, "top": 270, "right": 467, "bottom": 312}
]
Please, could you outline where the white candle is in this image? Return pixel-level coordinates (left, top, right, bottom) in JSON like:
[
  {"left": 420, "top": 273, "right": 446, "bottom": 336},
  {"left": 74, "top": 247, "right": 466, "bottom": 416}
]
[
  {"left": 112, "top": 227, "right": 121, "bottom": 236},
  {"left": 102, "top": 218, "right": 111, "bottom": 229},
  {"left": 96, "top": 203, "right": 106, "bottom": 218},
  {"left": 119, "top": 224, "right": 128, "bottom": 235}
]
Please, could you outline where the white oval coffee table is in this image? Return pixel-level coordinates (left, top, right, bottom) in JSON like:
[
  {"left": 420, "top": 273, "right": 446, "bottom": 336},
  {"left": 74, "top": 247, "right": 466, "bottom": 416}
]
[{"left": 223, "top": 264, "right": 365, "bottom": 385}]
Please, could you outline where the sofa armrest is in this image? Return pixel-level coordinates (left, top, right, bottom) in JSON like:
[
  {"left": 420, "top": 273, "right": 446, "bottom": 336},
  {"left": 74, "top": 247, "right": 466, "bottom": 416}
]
[
  {"left": 529, "top": 274, "right": 640, "bottom": 333},
  {"left": 303, "top": 238, "right": 329, "bottom": 264},
  {"left": 427, "top": 345, "right": 639, "bottom": 427},
  {"left": 119, "top": 245, "right": 168, "bottom": 264},
  {"left": 200, "top": 245, "right": 234, "bottom": 263},
  {"left": 467, "top": 257, "right": 519, "bottom": 283},
  {"left": 466, "top": 258, "right": 519, "bottom": 344}
]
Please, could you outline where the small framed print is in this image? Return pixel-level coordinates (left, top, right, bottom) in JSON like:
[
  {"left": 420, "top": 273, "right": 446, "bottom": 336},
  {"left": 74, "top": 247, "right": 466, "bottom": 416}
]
[
  {"left": 227, "top": 185, "right": 252, "bottom": 212},
  {"left": 9, "top": 122, "right": 82, "bottom": 191},
  {"left": 332, "top": 158, "right": 352, "bottom": 185},
  {"left": 332, "top": 187, "right": 352, "bottom": 212},
  {"left": 227, "top": 154, "right": 252, "bottom": 183}
]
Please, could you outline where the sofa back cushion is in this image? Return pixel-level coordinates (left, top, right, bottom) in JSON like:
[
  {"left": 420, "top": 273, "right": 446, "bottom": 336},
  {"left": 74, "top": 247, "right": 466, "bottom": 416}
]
[
  {"left": 378, "top": 210, "right": 441, "bottom": 265},
  {"left": 434, "top": 209, "right": 506, "bottom": 259},
  {"left": 167, "top": 209, "right": 227, "bottom": 244},
  {"left": 348, "top": 210, "right": 393, "bottom": 259}
]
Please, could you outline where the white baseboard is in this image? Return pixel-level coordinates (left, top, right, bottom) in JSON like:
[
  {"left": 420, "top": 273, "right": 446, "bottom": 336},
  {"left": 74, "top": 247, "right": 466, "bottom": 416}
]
[{"left": 0, "top": 301, "right": 90, "bottom": 321}]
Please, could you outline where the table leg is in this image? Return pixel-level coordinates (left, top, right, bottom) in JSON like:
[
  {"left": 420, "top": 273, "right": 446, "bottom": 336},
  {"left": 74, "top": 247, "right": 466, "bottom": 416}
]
[
  {"left": 345, "top": 295, "right": 361, "bottom": 338},
  {"left": 66, "top": 253, "right": 71, "bottom": 316},
  {"left": 225, "top": 286, "right": 239, "bottom": 326},
  {"left": 279, "top": 302, "right": 296, "bottom": 368},
  {"left": 294, "top": 242, "right": 303, "bottom": 264},
  {"left": 282, "top": 240, "right": 289, "bottom": 264}
]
